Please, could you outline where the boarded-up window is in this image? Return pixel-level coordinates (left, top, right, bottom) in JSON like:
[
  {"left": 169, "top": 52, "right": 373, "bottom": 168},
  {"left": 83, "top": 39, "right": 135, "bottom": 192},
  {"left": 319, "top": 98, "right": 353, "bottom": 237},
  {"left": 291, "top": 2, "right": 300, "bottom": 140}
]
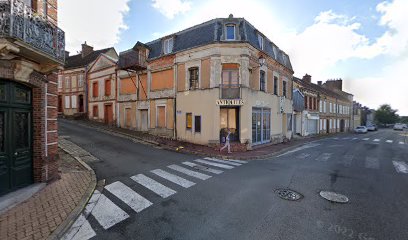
[
  {"left": 105, "top": 79, "right": 111, "bottom": 96},
  {"left": 93, "top": 105, "right": 98, "bottom": 117},
  {"left": 186, "top": 113, "right": 192, "bottom": 130},
  {"left": 71, "top": 95, "right": 77, "bottom": 109},
  {"left": 93, "top": 82, "right": 98, "bottom": 97},
  {"left": 194, "top": 116, "right": 201, "bottom": 133},
  {"left": 157, "top": 106, "right": 166, "bottom": 128},
  {"left": 151, "top": 70, "right": 174, "bottom": 90},
  {"left": 120, "top": 77, "right": 137, "bottom": 95},
  {"left": 64, "top": 96, "right": 70, "bottom": 108}
]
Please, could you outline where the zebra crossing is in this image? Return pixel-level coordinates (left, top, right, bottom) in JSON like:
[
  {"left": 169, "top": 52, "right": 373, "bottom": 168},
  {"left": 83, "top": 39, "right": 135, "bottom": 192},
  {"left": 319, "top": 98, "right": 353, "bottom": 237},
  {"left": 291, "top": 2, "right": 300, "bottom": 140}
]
[
  {"left": 63, "top": 157, "right": 248, "bottom": 240},
  {"left": 331, "top": 137, "right": 406, "bottom": 145},
  {"left": 296, "top": 151, "right": 408, "bottom": 174}
]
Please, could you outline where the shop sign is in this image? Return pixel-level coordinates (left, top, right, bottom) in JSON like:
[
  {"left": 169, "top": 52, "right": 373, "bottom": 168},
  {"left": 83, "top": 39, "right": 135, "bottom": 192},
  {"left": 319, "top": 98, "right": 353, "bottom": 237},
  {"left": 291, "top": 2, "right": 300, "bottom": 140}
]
[{"left": 216, "top": 99, "right": 244, "bottom": 106}]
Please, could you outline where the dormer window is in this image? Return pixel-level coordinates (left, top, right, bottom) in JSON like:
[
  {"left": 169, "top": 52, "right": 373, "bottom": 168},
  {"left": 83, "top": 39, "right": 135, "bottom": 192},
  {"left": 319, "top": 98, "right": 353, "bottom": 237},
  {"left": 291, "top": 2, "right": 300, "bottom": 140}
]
[
  {"left": 163, "top": 38, "right": 174, "bottom": 54},
  {"left": 258, "top": 34, "right": 264, "bottom": 50},
  {"left": 226, "top": 25, "right": 236, "bottom": 40}
]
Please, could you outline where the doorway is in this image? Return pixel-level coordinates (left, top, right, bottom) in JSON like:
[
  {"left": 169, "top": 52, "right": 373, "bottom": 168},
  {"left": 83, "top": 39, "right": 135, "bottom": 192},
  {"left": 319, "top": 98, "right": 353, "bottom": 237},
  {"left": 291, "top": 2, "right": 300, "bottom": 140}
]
[
  {"left": 219, "top": 107, "right": 239, "bottom": 143},
  {"left": 140, "top": 109, "right": 148, "bottom": 131},
  {"left": 252, "top": 108, "right": 271, "bottom": 145},
  {"left": 326, "top": 119, "right": 330, "bottom": 133},
  {"left": 340, "top": 119, "right": 345, "bottom": 132},
  {"left": 78, "top": 95, "right": 84, "bottom": 113},
  {"left": 0, "top": 80, "right": 33, "bottom": 196},
  {"left": 104, "top": 104, "right": 113, "bottom": 125},
  {"left": 58, "top": 95, "right": 63, "bottom": 113}
]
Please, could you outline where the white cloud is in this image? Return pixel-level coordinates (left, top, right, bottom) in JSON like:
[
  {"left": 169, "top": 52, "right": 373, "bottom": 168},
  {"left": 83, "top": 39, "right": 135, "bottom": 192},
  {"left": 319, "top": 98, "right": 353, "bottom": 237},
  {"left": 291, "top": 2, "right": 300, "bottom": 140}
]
[
  {"left": 59, "top": 0, "right": 130, "bottom": 54},
  {"left": 152, "top": 0, "right": 191, "bottom": 19}
]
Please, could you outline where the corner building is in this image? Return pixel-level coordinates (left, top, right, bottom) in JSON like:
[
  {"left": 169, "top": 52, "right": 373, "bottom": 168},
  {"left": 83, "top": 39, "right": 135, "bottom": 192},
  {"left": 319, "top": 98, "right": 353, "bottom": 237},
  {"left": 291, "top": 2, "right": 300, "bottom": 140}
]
[{"left": 118, "top": 15, "right": 294, "bottom": 149}]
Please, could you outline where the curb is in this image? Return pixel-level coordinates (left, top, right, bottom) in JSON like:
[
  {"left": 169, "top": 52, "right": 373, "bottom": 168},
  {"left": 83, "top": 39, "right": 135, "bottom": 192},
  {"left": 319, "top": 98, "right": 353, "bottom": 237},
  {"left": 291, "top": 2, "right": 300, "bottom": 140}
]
[{"left": 48, "top": 145, "right": 98, "bottom": 240}]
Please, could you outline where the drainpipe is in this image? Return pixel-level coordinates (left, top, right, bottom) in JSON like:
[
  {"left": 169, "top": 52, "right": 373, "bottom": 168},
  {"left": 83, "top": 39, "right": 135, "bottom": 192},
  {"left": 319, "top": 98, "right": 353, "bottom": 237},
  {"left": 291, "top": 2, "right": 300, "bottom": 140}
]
[
  {"left": 173, "top": 60, "right": 177, "bottom": 139},
  {"left": 116, "top": 68, "right": 119, "bottom": 127},
  {"left": 84, "top": 65, "right": 89, "bottom": 119},
  {"left": 44, "top": 79, "right": 48, "bottom": 181}
]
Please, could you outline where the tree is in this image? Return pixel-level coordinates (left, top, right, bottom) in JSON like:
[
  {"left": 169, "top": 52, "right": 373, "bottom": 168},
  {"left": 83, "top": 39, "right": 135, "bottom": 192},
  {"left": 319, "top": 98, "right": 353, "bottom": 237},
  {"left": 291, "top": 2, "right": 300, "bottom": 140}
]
[{"left": 375, "top": 104, "right": 399, "bottom": 125}]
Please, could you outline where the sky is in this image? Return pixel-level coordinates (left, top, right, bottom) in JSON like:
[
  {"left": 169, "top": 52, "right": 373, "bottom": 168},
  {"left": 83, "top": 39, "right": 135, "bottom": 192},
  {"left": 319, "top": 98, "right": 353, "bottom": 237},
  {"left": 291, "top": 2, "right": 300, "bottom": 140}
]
[{"left": 59, "top": 0, "right": 408, "bottom": 115}]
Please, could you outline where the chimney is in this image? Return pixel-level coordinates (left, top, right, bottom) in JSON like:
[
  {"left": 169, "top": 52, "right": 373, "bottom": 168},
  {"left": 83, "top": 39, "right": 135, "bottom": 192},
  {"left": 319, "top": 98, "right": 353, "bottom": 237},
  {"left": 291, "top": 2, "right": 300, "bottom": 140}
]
[
  {"left": 81, "top": 41, "right": 94, "bottom": 58},
  {"left": 302, "top": 74, "right": 311, "bottom": 83},
  {"left": 317, "top": 81, "right": 322, "bottom": 86},
  {"left": 64, "top": 50, "right": 70, "bottom": 59},
  {"left": 324, "top": 79, "right": 343, "bottom": 91}
]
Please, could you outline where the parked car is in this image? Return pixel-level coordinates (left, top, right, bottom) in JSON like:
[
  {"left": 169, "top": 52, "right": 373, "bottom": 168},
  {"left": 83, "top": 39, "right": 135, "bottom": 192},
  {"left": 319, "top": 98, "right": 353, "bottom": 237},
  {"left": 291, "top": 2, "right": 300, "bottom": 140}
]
[
  {"left": 394, "top": 123, "right": 404, "bottom": 131},
  {"left": 354, "top": 126, "right": 368, "bottom": 134},
  {"left": 366, "top": 124, "right": 377, "bottom": 131}
]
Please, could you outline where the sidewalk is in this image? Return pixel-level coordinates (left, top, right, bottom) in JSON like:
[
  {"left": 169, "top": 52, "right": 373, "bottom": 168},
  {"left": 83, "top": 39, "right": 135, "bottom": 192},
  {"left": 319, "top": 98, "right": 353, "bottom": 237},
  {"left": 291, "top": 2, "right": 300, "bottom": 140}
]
[
  {"left": 63, "top": 118, "right": 338, "bottom": 160},
  {"left": 0, "top": 142, "right": 96, "bottom": 240}
]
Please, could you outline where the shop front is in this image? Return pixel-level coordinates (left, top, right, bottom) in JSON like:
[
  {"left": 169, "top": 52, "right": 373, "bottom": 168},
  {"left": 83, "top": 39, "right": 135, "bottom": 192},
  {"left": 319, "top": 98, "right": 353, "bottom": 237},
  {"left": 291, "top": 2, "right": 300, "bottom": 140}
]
[{"left": 252, "top": 108, "right": 271, "bottom": 145}]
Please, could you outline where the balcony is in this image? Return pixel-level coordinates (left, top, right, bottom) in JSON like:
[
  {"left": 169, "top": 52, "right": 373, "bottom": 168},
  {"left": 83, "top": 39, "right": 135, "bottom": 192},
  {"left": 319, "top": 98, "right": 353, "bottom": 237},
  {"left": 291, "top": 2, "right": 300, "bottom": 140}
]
[
  {"left": 118, "top": 49, "right": 147, "bottom": 71},
  {"left": 220, "top": 84, "right": 241, "bottom": 99},
  {"left": 0, "top": 0, "right": 65, "bottom": 65}
]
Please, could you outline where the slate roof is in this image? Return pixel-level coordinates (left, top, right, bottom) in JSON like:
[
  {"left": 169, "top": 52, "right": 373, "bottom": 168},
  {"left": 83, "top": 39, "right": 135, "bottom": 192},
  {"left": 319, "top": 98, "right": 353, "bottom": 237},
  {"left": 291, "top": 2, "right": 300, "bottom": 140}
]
[
  {"left": 293, "top": 77, "right": 350, "bottom": 102},
  {"left": 125, "top": 17, "right": 293, "bottom": 71},
  {"left": 64, "top": 47, "right": 114, "bottom": 70}
]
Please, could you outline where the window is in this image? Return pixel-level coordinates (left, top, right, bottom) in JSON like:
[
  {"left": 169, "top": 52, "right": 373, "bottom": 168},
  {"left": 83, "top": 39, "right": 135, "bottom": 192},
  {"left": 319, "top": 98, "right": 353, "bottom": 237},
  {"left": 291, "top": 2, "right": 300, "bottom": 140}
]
[
  {"left": 92, "top": 82, "right": 98, "bottom": 97},
  {"left": 71, "top": 75, "right": 77, "bottom": 89},
  {"left": 186, "top": 113, "right": 192, "bottom": 130},
  {"left": 304, "top": 96, "right": 308, "bottom": 108},
  {"left": 163, "top": 38, "right": 173, "bottom": 54},
  {"left": 65, "top": 76, "right": 70, "bottom": 90},
  {"left": 226, "top": 25, "right": 235, "bottom": 40},
  {"left": 71, "top": 96, "right": 77, "bottom": 109},
  {"left": 329, "top": 102, "right": 332, "bottom": 113},
  {"left": 194, "top": 116, "right": 201, "bottom": 133},
  {"left": 260, "top": 70, "right": 266, "bottom": 92},
  {"left": 78, "top": 74, "right": 84, "bottom": 88},
  {"left": 309, "top": 97, "right": 312, "bottom": 110},
  {"left": 258, "top": 34, "right": 264, "bottom": 50},
  {"left": 287, "top": 114, "right": 292, "bottom": 131},
  {"left": 58, "top": 75, "right": 62, "bottom": 88},
  {"left": 189, "top": 67, "right": 199, "bottom": 90},
  {"left": 283, "top": 81, "right": 287, "bottom": 97},
  {"left": 105, "top": 79, "right": 111, "bottom": 96},
  {"left": 324, "top": 101, "right": 327, "bottom": 112},
  {"left": 319, "top": 101, "right": 322, "bottom": 112},
  {"left": 64, "top": 96, "right": 70, "bottom": 108},
  {"left": 157, "top": 106, "right": 166, "bottom": 128},
  {"left": 273, "top": 76, "right": 278, "bottom": 95},
  {"left": 93, "top": 105, "right": 98, "bottom": 117}
]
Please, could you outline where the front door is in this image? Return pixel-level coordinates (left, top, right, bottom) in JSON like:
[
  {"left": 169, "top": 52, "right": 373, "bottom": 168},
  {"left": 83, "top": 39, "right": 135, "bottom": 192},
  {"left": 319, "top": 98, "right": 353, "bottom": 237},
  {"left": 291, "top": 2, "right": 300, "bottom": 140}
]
[
  {"left": 78, "top": 95, "right": 84, "bottom": 113},
  {"left": 140, "top": 109, "right": 148, "bottom": 131},
  {"left": 252, "top": 108, "right": 271, "bottom": 145},
  {"left": 0, "top": 81, "right": 32, "bottom": 196},
  {"left": 104, "top": 104, "right": 113, "bottom": 125}
]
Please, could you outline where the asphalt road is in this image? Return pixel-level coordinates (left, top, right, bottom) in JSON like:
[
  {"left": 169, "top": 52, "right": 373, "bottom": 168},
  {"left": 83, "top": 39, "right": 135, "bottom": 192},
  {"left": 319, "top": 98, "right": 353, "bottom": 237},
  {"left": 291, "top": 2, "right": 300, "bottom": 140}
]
[{"left": 59, "top": 120, "right": 408, "bottom": 240}]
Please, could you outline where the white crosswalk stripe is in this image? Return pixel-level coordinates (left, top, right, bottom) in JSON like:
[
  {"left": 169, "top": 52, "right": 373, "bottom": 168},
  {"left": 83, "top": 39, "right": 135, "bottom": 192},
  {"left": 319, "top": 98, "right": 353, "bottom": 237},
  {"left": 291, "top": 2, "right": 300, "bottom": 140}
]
[
  {"left": 365, "top": 157, "right": 380, "bottom": 169},
  {"left": 386, "top": 140, "right": 393, "bottom": 143},
  {"left": 352, "top": 138, "right": 358, "bottom": 140},
  {"left": 62, "top": 214, "right": 96, "bottom": 240},
  {"left": 225, "top": 159, "right": 248, "bottom": 164},
  {"left": 151, "top": 169, "right": 196, "bottom": 188},
  {"left": 203, "top": 157, "right": 242, "bottom": 166},
  {"left": 362, "top": 138, "right": 369, "bottom": 141},
  {"left": 315, "top": 153, "right": 332, "bottom": 162},
  {"left": 131, "top": 174, "right": 176, "bottom": 198},
  {"left": 90, "top": 193, "right": 129, "bottom": 230},
  {"left": 167, "top": 164, "right": 212, "bottom": 180},
  {"left": 373, "top": 139, "right": 380, "bottom": 142},
  {"left": 399, "top": 142, "right": 405, "bottom": 145},
  {"left": 182, "top": 162, "right": 223, "bottom": 174},
  {"left": 194, "top": 159, "right": 235, "bottom": 169},
  {"left": 392, "top": 161, "right": 408, "bottom": 173},
  {"left": 105, "top": 181, "right": 152, "bottom": 213}
]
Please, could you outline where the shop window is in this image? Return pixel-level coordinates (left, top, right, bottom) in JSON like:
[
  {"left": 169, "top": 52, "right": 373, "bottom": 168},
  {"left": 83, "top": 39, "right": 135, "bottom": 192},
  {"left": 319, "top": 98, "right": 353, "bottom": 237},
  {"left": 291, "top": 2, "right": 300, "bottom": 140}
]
[
  {"left": 163, "top": 38, "right": 173, "bottom": 54},
  {"left": 220, "top": 108, "right": 239, "bottom": 142},
  {"left": 283, "top": 81, "right": 287, "bottom": 97},
  {"left": 93, "top": 82, "right": 98, "bottom": 97},
  {"left": 189, "top": 67, "right": 199, "bottom": 90},
  {"left": 226, "top": 25, "right": 235, "bottom": 40},
  {"left": 186, "top": 113, "right": 192, "bottom": 130},
  {"left": 93, "top": 105, "right": 98, "bottom": 117},
  {"left": 105, "top": 79, "right": 111, "bottom": 96},
  {"left": 260, "top": 70, "right": 266, "bottom": 92},
  {"left": 273, "top": 76, "right": 278, "bottom": 95},
  {"left": 157, "top": 106, "right": 166, "bottom": 128},
  {"left": 194, "top": 116, "right": 201, "bottom": 133}
]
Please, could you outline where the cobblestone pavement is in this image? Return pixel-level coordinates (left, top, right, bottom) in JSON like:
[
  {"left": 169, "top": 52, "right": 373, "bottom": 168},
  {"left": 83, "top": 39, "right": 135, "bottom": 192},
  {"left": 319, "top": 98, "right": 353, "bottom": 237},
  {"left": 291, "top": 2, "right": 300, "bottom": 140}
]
[{"left": 0, "top": 143, "right": 95, "bottom": 240}]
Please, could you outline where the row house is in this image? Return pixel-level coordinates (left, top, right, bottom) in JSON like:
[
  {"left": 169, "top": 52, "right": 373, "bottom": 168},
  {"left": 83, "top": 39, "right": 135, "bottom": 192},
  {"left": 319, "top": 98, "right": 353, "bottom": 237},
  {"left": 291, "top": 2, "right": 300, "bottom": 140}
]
[
  {"left": 293, "top": 75, "right": 353, "bottom": 136},
  {"left": 88, "top": 52, "right": 119, "bottom": 125},
  {"left": 58, "top": 43, "right": 116, "bottom": 117},
  {"left": 117, "top": 15, "right": 294, "bottom": 149},
  {"left": 0, "top": 0, "right": 65, "bottom": 195}
]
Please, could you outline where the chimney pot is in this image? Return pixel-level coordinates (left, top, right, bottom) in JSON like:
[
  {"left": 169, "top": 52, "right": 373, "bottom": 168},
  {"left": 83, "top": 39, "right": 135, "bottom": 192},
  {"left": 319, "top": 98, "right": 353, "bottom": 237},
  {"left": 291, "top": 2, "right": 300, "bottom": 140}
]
[
  {"left": 302, "top": 74, "right": 312, "bottom": 83},
  {"left": 317, "top": 81, "right": 322, "bottom": 86}
]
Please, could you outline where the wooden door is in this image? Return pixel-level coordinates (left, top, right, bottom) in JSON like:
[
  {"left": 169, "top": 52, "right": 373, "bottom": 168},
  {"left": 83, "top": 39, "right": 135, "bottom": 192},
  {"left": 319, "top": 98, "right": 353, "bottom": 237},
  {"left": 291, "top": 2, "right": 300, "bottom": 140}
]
[{"left": 104, "top": 104, "right": 113, "bottom": 125}]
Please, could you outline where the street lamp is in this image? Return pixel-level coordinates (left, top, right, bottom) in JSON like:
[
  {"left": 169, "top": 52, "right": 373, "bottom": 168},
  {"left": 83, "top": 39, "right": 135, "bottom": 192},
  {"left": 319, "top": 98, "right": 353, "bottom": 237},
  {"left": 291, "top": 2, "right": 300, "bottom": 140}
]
[{"left": 258, "top": 55, "right": 266, "bottom": 67}]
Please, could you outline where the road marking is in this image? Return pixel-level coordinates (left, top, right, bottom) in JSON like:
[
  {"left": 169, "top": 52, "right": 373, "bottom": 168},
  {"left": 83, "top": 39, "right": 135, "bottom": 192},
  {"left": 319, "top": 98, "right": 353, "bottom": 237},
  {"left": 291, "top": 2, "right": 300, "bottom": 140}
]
[
  {"left": 333, "top": 137, "right": 339, "bottom": 140},
  {"left": 373, "top": 139, "right": 380, "bottom": 142},
  {"left": 84, "top": 190, "right": 102, "bottom": 216},
  {"left": 399, "top": 142, "right": 405, "bottom": 145},
  {"left": 194, "top": 159, "right": 235, "bottom": 169},
  {"left": 151, "top": 169, "right": 196, "bottom": 188},
  {"left": 130, "top": 174, "right": 176, "bottom": 198},
  {"left": 105, "top": 181, "right": 152, "bottom": 213},
  {"left": 203, "top": 157, "right": 242, "bottom": 166},
  {"left": 167, "top": 164, "right": 211, "bottom": 180},
  {"left": 91, "top": 193, "right": 129, "bottom": 229},
  {"left": 352, "top": 138, "right": 358, "bottom": 140},
  {"left": 342, "top": 137, "right": 349, "bottom": 140},
  {"left": 386, "top": 140, "right": 393, "bottom": 143},
  {"left": 392, "top": 161, "right": 408, "bottom": 174},
  {"left": 362, "top": 138, "right": 369, "bottom": 141},
  {"left": 62, "top": 214, "right": 96, "bottom": 240},
  {"left": 276, "top": 143, "right": 320, "bottom": 157},
  {"left": 225, "top": 159, "right": 248, "bottom": 164},
  {"left": 296, "top": 153, "right": 311, "bottom": 159},
  {"left": 182, "top": 162, "right": 223, "bottom": 174},
  {"left": 315, "top": 153, "right": 332, "bottom": 162},
  {"left": 365, "top": 157, "right": 380, "bottom": 169}
]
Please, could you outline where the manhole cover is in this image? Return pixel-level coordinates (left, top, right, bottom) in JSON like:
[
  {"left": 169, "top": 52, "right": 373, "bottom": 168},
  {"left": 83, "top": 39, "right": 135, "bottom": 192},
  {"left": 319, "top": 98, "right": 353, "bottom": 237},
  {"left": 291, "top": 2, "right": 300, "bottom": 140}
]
[
  {"left": 319, "top": 191, "right": 349, "bottom": 203},
  {"left": 275, "top": 189, "right": 303, "bottom": 201}
]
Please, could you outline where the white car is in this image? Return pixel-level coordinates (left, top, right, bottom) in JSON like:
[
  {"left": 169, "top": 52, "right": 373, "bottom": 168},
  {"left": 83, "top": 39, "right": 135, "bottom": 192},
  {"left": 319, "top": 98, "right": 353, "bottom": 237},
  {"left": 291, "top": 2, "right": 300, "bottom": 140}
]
[
  {"left": 366, "top": 124, "right": 377, "bottom": 131},
  {"left": 354, "top": 126, "right": 368, "bottom": 134},
  {"left": 394, "top": 123, "right": 404, "bottom": 131}
]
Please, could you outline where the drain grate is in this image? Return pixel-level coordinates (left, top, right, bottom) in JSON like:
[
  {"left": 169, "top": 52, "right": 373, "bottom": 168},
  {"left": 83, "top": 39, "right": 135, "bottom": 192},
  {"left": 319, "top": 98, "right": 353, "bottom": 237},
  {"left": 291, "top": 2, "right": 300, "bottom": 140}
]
[
  {"left": 275, "top": 189, "right": 303, "bottom": 201},
  {"left": 319, "top": 191, "right": 349, "bottom": 203}
]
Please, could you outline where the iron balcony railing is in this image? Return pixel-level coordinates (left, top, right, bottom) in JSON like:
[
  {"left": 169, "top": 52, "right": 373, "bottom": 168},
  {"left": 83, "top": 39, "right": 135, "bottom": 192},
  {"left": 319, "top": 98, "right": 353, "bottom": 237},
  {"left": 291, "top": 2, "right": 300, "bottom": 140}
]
[
  {"left": 0, "top": 0, "right": 65, "bottom": 62},
  {"left": 118, "top": 49, "right": 147, "bottom": 71},
  {"left": 220, "top": 84, "right": 241, "bottom": 99}
]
